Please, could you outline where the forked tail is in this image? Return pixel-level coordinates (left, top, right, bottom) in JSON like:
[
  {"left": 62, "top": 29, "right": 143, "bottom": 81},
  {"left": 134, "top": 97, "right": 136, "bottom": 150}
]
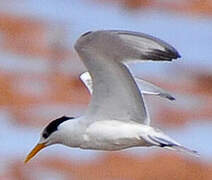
[{"left": 144, "top": 128, "right": 199, "bottom": 156}]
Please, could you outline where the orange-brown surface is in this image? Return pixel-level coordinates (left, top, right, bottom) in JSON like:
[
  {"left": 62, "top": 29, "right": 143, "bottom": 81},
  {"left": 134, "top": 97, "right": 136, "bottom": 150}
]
[
  {"left": 98, "top": 0, "right": 212, "bottom": 16},
  {"left": 4, "top": 153, "right": 212, "bottom": 180},
  {"left": 0, "top": 13, "right": 72, "bottom": 59},
  {"left": 0, "top": 71, "right": 89, "bottom": 127}
]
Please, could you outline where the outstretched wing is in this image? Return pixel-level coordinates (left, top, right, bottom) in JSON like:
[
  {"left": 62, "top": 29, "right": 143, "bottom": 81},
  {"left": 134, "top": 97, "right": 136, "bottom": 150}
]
[
  {"left": 135, "top": 76, "right": 175, "bottom": 101},
  {"left": 108, "top": 30, "right": 180, "bottom": 61},
  {"left": 75, "top": 30, "right": 180, "bottom": 125},
  {"left": 80, "top": 71, "right": 175, "bottom": 101}
]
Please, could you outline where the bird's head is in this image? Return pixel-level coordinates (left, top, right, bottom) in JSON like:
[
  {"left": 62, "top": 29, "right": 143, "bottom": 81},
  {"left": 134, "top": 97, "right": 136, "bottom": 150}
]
[{"left": 24, "top": 116, "right": 74, "bottom": 163}]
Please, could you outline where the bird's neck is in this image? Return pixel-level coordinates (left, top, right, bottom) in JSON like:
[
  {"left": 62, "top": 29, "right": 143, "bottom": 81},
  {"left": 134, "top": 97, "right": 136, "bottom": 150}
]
[{"left": 58, "top": 117, "right": 86, "bottom": 147}]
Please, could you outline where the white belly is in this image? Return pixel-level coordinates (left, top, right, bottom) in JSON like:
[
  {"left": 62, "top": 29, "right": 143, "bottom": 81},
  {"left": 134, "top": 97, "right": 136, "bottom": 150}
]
[{"left": 80, "top": 120, "right": 149, "bottom": 150}]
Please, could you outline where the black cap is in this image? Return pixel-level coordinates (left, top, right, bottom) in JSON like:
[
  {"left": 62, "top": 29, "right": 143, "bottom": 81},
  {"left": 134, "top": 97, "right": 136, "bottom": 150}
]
[{"left": 42, "top": 116, "right": 74, "bottom": 139}]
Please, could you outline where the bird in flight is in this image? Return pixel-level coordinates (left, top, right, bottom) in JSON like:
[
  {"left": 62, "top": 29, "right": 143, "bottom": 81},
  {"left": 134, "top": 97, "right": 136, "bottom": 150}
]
[{"left": 25, "top": 30, "right": 198, "bottom": 163}]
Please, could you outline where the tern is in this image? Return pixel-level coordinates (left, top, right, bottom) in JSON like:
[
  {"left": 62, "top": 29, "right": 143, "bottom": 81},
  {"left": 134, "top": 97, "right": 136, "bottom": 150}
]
[{"left": 25, "top": 30, "right": 198, "bottom": 163}]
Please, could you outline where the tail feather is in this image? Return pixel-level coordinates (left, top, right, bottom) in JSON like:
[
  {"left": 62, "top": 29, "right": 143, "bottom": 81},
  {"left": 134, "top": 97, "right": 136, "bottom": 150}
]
[
  {"left": 146, "top": 134, "right": 199, "bottom": 156},
  {"left": 167, "top": 144, "right": 199, "bottom": 156}
]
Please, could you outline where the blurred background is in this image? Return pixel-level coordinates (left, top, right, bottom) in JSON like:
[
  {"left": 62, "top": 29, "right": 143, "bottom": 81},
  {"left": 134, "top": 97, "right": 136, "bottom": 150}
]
[{"left": 0, "top": 0, "right": 212, "bottom": 179}]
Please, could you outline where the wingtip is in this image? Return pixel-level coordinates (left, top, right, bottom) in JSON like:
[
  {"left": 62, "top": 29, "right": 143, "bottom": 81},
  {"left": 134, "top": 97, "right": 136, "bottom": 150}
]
[
  {"left": 143, "top": 48, "right": 181, "bottom": 61},
  {"left": 166, "top": 95, "right": 176, "bottom": 101},
  {"left": 176, "top": 51, "right": 181, "bottom": 59},
  {"left": 164, "top": 47, "right": 181, "bottom": 60},
  {"left": 160, "top": 93, "right": 176, "bottom": 101},
  {"left": 172, "top": 50, "right": 181, "bottom": 60}
]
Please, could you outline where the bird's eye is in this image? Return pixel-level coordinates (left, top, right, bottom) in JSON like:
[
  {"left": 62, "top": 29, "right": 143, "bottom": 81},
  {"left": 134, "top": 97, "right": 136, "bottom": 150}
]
[{"left": 42, "top": 132, "right": 49, "bottom": 139}]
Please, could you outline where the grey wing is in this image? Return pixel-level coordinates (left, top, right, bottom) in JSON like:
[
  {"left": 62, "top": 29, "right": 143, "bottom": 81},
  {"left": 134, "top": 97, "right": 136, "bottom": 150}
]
[
  {"left": 108, "top": 30, "right": 180, "bottom": 61},
  {"left": 80, "top": 71, "right": 175, "bottom": 101},
  {"left": 75, "top": 30, "right": 180, "bottom": 125},
  {"left": 135, "top": 77, "right": 175, "bottom": 101}
]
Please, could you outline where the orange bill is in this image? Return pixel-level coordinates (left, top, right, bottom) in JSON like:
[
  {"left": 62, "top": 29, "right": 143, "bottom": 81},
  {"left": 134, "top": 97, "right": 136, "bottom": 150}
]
[{"left": 24, "top": 143, "right": 46, "bottom": 164}]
